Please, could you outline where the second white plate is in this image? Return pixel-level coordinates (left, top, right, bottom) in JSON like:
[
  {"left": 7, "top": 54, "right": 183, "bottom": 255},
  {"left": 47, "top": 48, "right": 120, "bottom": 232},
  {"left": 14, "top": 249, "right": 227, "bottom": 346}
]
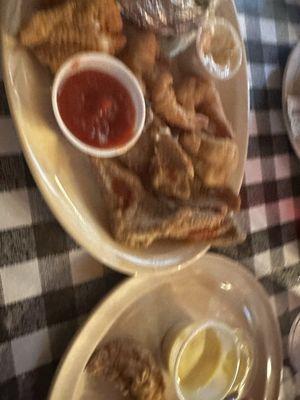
[{"left": 48, "top": 253, "right": 282, "bottom": 400}]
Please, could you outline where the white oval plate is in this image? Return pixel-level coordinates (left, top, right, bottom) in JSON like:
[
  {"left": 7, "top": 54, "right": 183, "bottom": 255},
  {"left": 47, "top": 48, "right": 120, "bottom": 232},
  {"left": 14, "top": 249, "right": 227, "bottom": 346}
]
[
  {"left": 282, "top": 41, "right": 300, "bottom": 159},
  {"left": 48, "top": 253, "right": 282, "bottom": 400},
  {"left": 1, "top": 1, "right": 249, "bottom": 274}
]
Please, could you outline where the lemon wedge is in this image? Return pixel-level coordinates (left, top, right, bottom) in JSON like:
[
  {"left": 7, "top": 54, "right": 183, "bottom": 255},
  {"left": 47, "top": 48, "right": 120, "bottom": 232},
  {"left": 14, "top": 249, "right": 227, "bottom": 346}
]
[{"left": 178, "top": 328, "right": 222, "bottom": 391}]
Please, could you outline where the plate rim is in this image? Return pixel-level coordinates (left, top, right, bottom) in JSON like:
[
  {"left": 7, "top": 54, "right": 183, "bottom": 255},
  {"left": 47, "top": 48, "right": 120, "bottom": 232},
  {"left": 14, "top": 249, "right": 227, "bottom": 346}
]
[
  {"left": 0, "top": 0, "right": 249, "bottom": 275},
  {"left": 282, "top": 40, "right": 300, "bottom": 160},
  {"left": 47, "top": 252, "right": 282, "bottom": 400}
]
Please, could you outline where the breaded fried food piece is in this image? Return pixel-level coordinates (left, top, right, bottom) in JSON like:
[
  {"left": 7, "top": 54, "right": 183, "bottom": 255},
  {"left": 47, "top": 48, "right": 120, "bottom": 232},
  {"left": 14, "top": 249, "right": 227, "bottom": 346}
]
[
  {"left": 151, "top": 132, "right": 194, "bottom": 200},
  {"left": 176, "top": 76, "right": 234, "bottom": 138},
  {"left": 33, "top": 32, "right": 125, "bottom": 73},
  {"left": 87, "top": 338, "right": 166, "bottom": 400},
  {"left": 192, "top": 131, "right": 238, "bottom": 187},
  {"left": 20, "top": 0, "right": 77, "bottom": 46},
  {"left": 119, "top": 115, "right": 166, "bottom": 180},
  {"left": 20, "top": 0, "right": 126, "bottom": 73},
  {"left": 21, "top": 0, "right": 123, "bottom": 46},
  {"left": 188, "top": 215, "right": 246, "bottom": 247},
  {"left": 90, "top": 158, "right": 231, "bottom": 248},
  {"left": 179, "top": 130, "right": 202, "bottom": 156},
  {"left": 41, "top": 0, "right": 67, "bottom": 8},
  {"left": 151, "top": 70, "right": 198, "bottom": 130},
  {"left": 121, "top": 27, "right": 159, "bottom": 93}
]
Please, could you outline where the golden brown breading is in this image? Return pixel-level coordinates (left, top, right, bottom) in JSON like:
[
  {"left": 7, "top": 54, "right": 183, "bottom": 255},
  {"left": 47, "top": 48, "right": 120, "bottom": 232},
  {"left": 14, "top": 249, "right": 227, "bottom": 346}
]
[
  {"left": 151, "top": 133, "right": 194, "bottom": 200},
  {"left": 90, "top": 158, "right": 235, "bottom": 248},
  {"left": 191, "top": 131, "right": 238, "bottom": 187},
  {"left": 20, "top": 0, "right": 125, "bottom": 73},
  {"left": 188, "top": 216, "right": 246, "bottom": 247},
  {"left": 40, "top": 0, "right": 67, "bottom": 8},
  {"left": 151, "top": 70, "right": 197, "bottom": 130},
  {"left": 87, "top": 338, "right": 166, "bottom": 400},
  {"left": 120, "top": 27, "right": 159, "bottom": 94},
  {"left": 121, "top": 28, "right": 159, "bottom": 77},
  {"left": 176, "top": 76, "right": 234, "bottom": 138},
  {"left": 20, "top": 0, "right": 77, "bottom": 47}
]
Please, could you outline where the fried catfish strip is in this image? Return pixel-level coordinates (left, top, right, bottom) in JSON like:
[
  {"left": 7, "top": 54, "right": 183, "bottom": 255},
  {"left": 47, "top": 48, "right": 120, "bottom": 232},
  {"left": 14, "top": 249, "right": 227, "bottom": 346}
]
[
  {"left": 188, "top": 176, "right": 241, "bottom": 212},
  {"left": 120, "top": 27, "right": 159, "bottom": 93},
  {"left": 20, "top": 0, "right": 77, "bottom": 46},
  {"left": 179, "top": 130, "right": 202, "bottom": 156},
  {"left": 151, "top": 133, "right": 194, "bottom": 200},
  {"left": 118, "top": 116, "right": 164, "bottom": 180},
  {"left": 87, "top": 338, "right": 166, "bottom": 400},
  {"left": 191, "top": 131, "right": 238, "bottom": 187},
  {"left": 188, "top": 215, "right": 246, "bottom": 247},
  {"left": 151, "top": 70, "right": 208, "bottom": 131},
  {"left": 33, "top": 32, "right": 125, "bottom": 73},
  {"left": 90, "top": 158, "right": 230, "bottom": 248},
  {"left": 20, "top": 0, "right": 126, "bottom": 73},
  {"left": 176, "top": 76, "right": 234, "bottom": 138},
  {"left": 40, "top": 0, "right": 67, "bottom": 8}
]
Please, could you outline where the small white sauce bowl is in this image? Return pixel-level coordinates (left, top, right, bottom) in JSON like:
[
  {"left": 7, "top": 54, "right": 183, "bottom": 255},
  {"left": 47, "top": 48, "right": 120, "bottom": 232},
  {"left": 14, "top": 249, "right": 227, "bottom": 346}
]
[
  {"left": 52, "top": 52, "right": 146, "bottom": 158},
  {"left": 196, "top": 17, "right": 242, "bottom": 81}
]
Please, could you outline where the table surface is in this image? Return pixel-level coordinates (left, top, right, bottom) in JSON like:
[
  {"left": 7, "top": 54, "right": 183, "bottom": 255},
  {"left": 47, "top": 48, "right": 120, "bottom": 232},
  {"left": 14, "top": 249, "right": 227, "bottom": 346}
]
[{"left": 1, "top": 0, "right": 300, "bottom": 399}]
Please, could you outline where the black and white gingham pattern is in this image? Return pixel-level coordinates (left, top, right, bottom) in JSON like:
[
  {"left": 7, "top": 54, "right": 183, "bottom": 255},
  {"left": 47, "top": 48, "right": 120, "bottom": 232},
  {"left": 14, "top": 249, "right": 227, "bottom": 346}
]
[{"left": 1, "top": 0, "right": 300, "bottom": 398}]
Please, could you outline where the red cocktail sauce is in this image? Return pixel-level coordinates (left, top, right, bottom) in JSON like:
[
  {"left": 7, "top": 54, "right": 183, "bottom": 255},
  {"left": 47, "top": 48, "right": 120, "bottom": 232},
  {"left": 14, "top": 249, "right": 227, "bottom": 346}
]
[{"left": 57, "top": 70, "right": 136, "bottom": 149}]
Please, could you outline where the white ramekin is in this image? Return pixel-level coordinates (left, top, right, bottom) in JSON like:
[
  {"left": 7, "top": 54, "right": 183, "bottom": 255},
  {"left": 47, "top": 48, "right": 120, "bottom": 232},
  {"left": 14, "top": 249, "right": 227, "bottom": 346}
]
[
  {"left": 196, "top": 17, "right": 243, "bottom": 81},
  {"left": 163, "top": 320, "right": 242, "bottom": 400},
  {"left": 52, "top": 52, "right": 146, "bottom": 158}
]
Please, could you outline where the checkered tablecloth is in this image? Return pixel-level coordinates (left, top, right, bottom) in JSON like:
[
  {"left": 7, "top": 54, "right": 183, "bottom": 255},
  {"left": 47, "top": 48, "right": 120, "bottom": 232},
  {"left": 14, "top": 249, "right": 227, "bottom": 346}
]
[{"left": 1, "top": 0, "right": 300, "bottom": 399}]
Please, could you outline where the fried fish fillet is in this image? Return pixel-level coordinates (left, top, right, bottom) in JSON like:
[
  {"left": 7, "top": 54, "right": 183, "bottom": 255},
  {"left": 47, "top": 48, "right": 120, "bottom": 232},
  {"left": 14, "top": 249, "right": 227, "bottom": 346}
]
[
  {"left": 120, "top": 27, "right": 159, "bottom": 94},
  {"left": 120, "top": 116, "right": 195, "bottom": 200},
  {"left": 188, "top": 216, "right": 246, "bottom": 246},
  {"left": 179, "top": 130, "right": 202, "bottom": 156},
  {"left": 90, "top": 158, "right": 236, "bottom": 248},
  {"left": 119, "top": 115, "right": 162, "bottom": 180},
  {"left": 33, "top": 32, "right": 125, "bottom": 73},
  {"left": 176, "top": 76, "right": 234, "bottom": 138},
  {"left": 151, "top": 132, "right": 194, "bottom": 200},
  {"left": 87, "top": 338, "right": 166, "bottom": 400},
  {"left": 151, "top": 70, "right": 198, "bottom": 131},
  {"left": 191, "top": 131, "right": 239, "bottom": 187},
  {"left": 20, "top": 0, "right": 126, "bottom": 73}
]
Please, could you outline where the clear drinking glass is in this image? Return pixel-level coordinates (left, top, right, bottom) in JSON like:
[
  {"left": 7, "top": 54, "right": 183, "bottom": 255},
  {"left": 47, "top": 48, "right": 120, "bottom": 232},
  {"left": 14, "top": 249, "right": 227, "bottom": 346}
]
[{"left": 289, "top": 313, "right": 300, "bottom": 372}]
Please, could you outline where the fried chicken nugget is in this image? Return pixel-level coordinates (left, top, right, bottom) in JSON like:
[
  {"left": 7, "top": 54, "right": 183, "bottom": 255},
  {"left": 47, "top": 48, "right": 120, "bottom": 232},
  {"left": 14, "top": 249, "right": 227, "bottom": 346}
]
[{"left": 176, "top": 76, "right": 234, "bottom": 138}]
